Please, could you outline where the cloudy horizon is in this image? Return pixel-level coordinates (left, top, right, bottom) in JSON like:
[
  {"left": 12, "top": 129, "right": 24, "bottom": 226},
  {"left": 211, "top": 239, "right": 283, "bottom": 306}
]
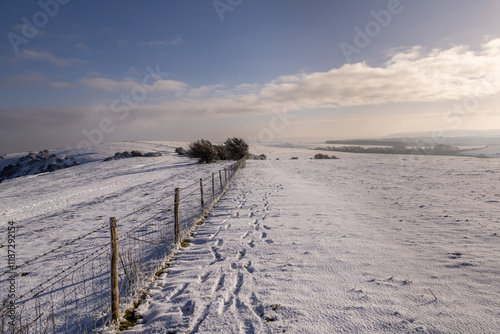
[{"left": 1, "top": 0, "right": 500, "bottom": 154}]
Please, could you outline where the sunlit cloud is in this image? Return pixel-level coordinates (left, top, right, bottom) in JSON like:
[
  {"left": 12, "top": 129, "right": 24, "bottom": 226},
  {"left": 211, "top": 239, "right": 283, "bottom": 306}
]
[
  {"left": 16, "top": 50, "right": 85, "bottom": 67},
  {"left": 3, "top": 38, "right": 500, "bottom": 138},
  {"left": 48, "top": 81, "right": 74, "bottom": 89},
  {"left": 79, "top": 77, "right": 138, "bottom": 92},
  {"left": 137, "top": 36, "right": 183, "bottom": 46}
]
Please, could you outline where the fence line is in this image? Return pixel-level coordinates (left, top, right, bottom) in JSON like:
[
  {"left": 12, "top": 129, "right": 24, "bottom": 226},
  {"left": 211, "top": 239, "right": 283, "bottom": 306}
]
[{"left": 0, "top": 158, "right": 245, "bottom": 333}]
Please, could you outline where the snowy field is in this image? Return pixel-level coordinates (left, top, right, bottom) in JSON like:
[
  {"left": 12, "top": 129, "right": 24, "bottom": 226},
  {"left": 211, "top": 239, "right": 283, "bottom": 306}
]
[
  {"left": 1, "top": 141, "right": 500, "bottom": 333},
  {"left": 124, "top": 144, "right": 500, "bottom": 333},
  {"left": 0, "top": 141, "right": 233, "bottom": 331}
]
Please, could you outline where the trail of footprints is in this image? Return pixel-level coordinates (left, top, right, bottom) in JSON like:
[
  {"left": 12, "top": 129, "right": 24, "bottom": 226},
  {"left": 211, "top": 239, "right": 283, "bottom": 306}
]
[{"left": 142, "top": 184, "right": 283, "bottom": 333}]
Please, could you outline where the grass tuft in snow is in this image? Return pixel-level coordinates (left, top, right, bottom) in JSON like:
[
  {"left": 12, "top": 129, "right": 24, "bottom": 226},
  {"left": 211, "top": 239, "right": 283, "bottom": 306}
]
[
  {"left": 119, "top": 296, "right": 145, "bottom": 331},
  {"left": 181, "top": 239, "right": 191, "bottom": 248}
]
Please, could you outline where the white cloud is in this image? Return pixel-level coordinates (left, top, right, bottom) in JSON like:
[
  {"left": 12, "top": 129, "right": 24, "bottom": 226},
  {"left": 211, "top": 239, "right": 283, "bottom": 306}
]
[
  {"left": 151, "top": 80, "right": 188, "bottom": 92},
  {"left": 0, "top": 71, "right": 46, "bottom": 89},
  {"left": 17, "top": 50, "right": 84, "bottom": 67},
  {"left": 75, "top": 43, "right": 91, "bottom": 52},
  {"left": 186, "top": 84, "right": 224, "bottom": 98},
  {"left": 49, "top": 81, "right": 73, "bottom": 89},
  {"left": 79, "top": 77, "right": 137, "bottom": 92},
  {"left": 137, "top": 36, "right": 183, "bottom": 46},
  {"left": 72, "top": 38, "right": 500, "bottom": 122},
  {"left": 12, "top": 38, "right": 500, "bottom": 133}
]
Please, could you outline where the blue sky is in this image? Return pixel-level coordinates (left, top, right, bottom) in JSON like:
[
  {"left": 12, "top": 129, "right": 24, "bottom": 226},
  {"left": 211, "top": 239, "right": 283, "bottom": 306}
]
[{"left": 1, "top": 0, "right": 500, "bottom": 153}]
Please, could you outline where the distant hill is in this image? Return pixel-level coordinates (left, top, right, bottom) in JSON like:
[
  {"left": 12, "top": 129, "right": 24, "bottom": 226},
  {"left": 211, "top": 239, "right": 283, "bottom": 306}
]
[
  {"left": 326, "top": 129, "right": 500, "bottom": 147},
  {"left": 325, "top": 139, "right": 421, "bottom": 147}
]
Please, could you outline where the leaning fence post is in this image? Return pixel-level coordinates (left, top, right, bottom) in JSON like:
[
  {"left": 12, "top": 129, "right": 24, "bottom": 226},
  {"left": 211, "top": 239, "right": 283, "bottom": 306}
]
[
  {"left": 109, "top": 217, "right": 119, "bottom": 325},
  {"left": 219, "top": 170, "right": 223, "bottom": 192},
  {"left": 174, "top": 188, "right": 180, "bottom": 244},
  {"left": 212, "top": 173, "right": 215, "bottom": 203},
  {"left": 200, "top": 178, "right": 205, "bottom": 217}
]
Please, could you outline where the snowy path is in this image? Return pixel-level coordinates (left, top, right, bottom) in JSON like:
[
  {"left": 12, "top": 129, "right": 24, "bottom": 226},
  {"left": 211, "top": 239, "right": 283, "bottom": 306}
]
[{"left": 125, "top": 155, "right": 500, "bottom": 333}]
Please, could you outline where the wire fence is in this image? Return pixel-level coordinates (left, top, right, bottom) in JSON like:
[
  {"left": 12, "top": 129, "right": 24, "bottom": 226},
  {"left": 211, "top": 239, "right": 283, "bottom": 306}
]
[{"left": 0, "top": 158, "right": 246, "bottom": 333}]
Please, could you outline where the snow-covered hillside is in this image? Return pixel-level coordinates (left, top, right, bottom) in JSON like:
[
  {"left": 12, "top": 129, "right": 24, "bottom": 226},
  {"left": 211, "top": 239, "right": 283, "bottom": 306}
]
[
  {"left": 125, "top": 145, "right": 500, "bottom": 333},
  {"left": 0, "top": 141, "right": 234, "bottom": 332},
  {"left": 1, "top": 142, "right": 499, "bottom": 333}
]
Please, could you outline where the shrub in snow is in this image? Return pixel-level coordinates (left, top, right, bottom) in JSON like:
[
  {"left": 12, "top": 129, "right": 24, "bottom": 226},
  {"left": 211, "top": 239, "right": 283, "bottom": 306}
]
[
  {"left": 0, "top": 150, "right": 81, "bottom": 180},
  {"left": 131, "top": 150, "right": 144, "bottom": 157},
  {"left": 144, "top": 152, "right": 162, "bottom": 157},
  {"left": 175, "top": 147, "right": 187, "bottom": 155},
  {"left": 0, "top": 164, "right": 17, "bottom": 178},
  {"left": 185, "top": 137, "right": 249, "bottom": 163},
  {"left": 214, "top": 144, "right": 226, "bottom": 160},
  {"left": 187, "top": 139, "right": 219, "bottom": 163},
  {"left": 314, "top": 153, "right": 338, "bottom": 160},
  {"left": 105, "top": 151, "right": 162, "bottom": 161},
  {"left": 249, "top": 153, "right": 267, "bottom": 160},
  {"left": 224, "top": 137, "right": 249, "bottom": 160},
  {"left": 291, "top": 157, "right": 298, "bottom": 160}
]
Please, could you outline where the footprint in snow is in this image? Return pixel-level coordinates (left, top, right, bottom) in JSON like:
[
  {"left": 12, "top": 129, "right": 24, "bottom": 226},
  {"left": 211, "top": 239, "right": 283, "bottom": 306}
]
[
  {"left": 239, "top": 319, "right": 255, "bottom": 334},
  {"left": 209, "top": 226, "right": 222, "bottom": 240},
  {"left": 198, "top": 271, "right": 210, "bottom": 283},
  {"left": 169, "top": 282, "right": 189, "bottom": 301},
  {"left": 181, "top": 300, "right": 195, "bottom": 316},
  {"left": 238, "top": 248, "right": 247, "bottom": 259},
  {"left": 211, "top": 246, "right": 223, "bottom": 261},
  {"left": 219, "top": 293, "right": 233, "bottom": 314},
  {"left": 244, "top": 261, "right": 255, "bottom": 273},
  {"left": 249, "top": 292, "right": 264, "bottom": 317},
  {"left": 233, "top": 272, "right": 244, "bottom": 294},
  {"left": 212, "top": 272, "right": 225, "bottom": 293}
]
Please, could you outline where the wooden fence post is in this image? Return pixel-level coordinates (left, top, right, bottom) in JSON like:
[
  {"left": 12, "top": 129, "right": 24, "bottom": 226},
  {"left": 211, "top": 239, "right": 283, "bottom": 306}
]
[
  {"left": 200, "top": 178, "right": 205, "bottom": 216},
  {"left": 212, "top": 173, "right": 215, "bottom": 203},
  {"left": 109, "top": 217, "right": 119, "bottom": 324},
  {"left": 219, "top": 170, "right": 223, "bottom": 191},
  {"left": 174, "top": 188, "right": 180, "bottom": 244}
]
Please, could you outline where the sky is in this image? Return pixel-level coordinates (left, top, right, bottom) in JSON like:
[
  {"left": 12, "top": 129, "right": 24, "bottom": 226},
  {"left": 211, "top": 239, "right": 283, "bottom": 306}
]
[{"left": 1, "top": 0, "right": 500, "bottom": 154}]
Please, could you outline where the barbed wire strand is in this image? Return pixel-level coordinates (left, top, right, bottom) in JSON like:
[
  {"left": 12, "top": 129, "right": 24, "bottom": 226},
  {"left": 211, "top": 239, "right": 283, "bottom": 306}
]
[
  {"left": 116, "top": 189, "right": 176, "bottom": 223},
  {"left": 10, "top": 242, "right": 110, "bottom": 308},
  {"left": 0, "top": 222, "right": 109, "bottom": 277}
]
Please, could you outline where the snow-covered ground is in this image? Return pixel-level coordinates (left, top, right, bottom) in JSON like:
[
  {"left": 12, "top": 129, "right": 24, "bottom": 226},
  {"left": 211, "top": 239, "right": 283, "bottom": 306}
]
[
  {"left": 2, "top": 142, "right": 500, "bottom": 333},
  {"left": 125, "top": 145, "right": 500, "bottom": 333},
  {"left": 457, "top": 145, "right": 500, "bottom": 158},
  {"left": 0, "top": 141, "right": 232, "bottom": 331}
]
